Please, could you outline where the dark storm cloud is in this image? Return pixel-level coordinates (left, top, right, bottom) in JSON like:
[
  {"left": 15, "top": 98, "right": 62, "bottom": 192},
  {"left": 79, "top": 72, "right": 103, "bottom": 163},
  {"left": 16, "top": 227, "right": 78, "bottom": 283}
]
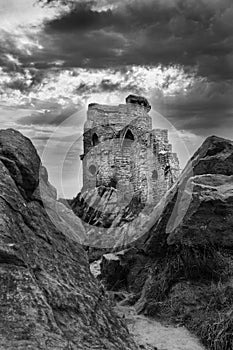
[
  {"left": 45, "top": 1, "right": 115, "bottom": 32},
  {"left": 36, "top": 0, "right": 233, "bottom": 137},
  {"left": 0, "top": 30, "right": 48, "bottom": 94},
  {"left": 1, "top": 0, "right": 233, "bottom": 140},
  {"left": 39, "top": 0, "right": 233, "bottom": 80},
  {"left": 154, "top": 80, "right": 233, "bottom": 136},
  {"left": 0, "top": 68, "right": 45, "bottom": 93},
  {"left": 0, "top": 31, "right": 31, "bottom": 71}
]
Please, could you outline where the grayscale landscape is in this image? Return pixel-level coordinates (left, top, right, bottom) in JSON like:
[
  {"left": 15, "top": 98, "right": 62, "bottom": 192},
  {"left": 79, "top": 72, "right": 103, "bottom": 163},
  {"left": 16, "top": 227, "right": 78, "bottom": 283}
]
[{"left": 0, "top": 1, "right": 233, "bottom": 349}]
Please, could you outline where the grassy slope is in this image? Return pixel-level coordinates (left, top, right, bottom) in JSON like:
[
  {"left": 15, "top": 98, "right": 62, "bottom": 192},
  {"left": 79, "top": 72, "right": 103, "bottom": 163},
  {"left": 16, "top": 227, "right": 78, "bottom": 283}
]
[{"left": 135, "top": 244, "right": 233, "bottom": 350}]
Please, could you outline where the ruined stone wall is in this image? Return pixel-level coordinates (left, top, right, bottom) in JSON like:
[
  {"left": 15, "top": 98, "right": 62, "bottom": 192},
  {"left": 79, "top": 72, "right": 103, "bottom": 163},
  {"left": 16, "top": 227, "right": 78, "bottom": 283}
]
[
  {"left": 80, "top": 96, "right": 180, "bottom": 206},
  {"left": 86, "top": 103, "right": 152, "bottom": 130}
]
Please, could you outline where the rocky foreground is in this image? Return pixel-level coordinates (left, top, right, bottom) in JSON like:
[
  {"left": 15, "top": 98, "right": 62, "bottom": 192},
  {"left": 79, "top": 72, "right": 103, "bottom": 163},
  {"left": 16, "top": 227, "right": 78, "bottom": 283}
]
[
  {"left": 100, "top": 136, "right": 233, "bottom": 350},
  {"left": 0, "top": 129, "right": 138, "bottom": 350},
  {"left": 2, "top": 129, "right": 233, "bottom": 350}
]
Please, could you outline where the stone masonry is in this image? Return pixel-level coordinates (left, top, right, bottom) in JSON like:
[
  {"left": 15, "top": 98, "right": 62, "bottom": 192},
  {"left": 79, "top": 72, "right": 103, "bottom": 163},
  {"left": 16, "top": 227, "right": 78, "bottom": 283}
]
[{"left": 80, "top": 95, "right": 180, "bottom": 206}]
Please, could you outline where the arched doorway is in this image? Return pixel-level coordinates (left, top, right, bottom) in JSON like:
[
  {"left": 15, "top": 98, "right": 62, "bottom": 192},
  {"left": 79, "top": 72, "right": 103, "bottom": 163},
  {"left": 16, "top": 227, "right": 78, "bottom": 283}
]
[
  {"left": 122, "top": 129, "right": 134, "bottom": 148},
  {"left": 125, "top": 129, "right": 134, "bottom": 141}
]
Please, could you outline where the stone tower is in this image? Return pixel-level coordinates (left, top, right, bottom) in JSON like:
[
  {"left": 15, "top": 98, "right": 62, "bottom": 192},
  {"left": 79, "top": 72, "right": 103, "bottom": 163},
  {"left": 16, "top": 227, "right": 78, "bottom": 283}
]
[{"left": 80, "top": 95, "right": 179, "bottom": 206}]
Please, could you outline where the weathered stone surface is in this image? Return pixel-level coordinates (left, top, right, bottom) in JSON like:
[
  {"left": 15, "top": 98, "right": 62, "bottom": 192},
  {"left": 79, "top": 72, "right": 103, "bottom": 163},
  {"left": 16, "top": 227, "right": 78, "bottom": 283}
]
[{"left": 0, "top": 129, "right": 138, "bottom": 350}]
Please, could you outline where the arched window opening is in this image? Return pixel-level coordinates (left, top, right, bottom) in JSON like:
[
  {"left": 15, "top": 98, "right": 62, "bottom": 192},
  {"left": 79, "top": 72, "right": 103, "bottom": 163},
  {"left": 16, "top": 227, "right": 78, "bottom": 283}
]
[
  {"left": 152, "top": 170, "right": 158, "bottom": 180},
  {"left": 89, "top": 164, "right": 97, "bottom": 176},
  {"left": 125, "top": 129, "right": 134, "bottom": 141},
  {"left": 92, "top": 133, "right": 99, "bottom": 146},
  {"left": 122, "top": 129, "right": 134, "bottom": 148},
  {"left": 164, "top": 165, "right": 171, "bottom": 179}
]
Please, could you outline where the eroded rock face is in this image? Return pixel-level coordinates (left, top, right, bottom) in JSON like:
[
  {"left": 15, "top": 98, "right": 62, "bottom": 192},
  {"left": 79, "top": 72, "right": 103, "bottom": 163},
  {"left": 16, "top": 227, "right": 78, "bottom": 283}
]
[{"left": 0, "top": 129, "right": 137, "bottom": 350}]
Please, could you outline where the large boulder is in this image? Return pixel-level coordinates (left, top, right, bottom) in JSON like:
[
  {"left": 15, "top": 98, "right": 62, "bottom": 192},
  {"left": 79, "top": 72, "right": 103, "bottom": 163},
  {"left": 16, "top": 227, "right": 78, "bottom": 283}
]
[
  {"left": 166, "top": 173, "right": 233, "bottom": 247},
  {"left": 141, "top": 135, "right": 233, "bottom": 255},
  {"left": 0, "top": 129, "right": 138, "bottom": 350}
]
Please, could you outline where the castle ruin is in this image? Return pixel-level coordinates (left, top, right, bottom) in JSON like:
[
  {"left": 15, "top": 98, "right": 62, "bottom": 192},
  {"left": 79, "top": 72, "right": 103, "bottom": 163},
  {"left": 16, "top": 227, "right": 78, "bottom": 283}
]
[{"left": 80, "top": 95, "right": 180, "bottom": 206}]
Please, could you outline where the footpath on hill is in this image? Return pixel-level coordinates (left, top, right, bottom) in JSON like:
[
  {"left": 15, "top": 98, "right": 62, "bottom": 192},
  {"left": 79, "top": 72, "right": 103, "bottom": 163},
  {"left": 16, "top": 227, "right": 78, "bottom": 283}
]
[{"left": 115, "top": 301, "right": 205, "bottom": 350}]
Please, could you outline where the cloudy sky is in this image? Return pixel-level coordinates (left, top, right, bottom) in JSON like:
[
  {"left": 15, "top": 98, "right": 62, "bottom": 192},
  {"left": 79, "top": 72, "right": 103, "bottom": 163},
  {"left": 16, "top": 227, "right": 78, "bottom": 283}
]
[{"left": 1, "top": 0, "right": 233, "bottom": 197}]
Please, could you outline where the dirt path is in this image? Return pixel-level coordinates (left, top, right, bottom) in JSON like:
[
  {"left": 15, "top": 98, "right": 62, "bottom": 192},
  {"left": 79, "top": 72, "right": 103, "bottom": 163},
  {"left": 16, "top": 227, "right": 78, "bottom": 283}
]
[
  {"left": 90, "top": 261, "right": 206, "bottom": 350},
  {"left": 116, "top": 304, "right": 206, "bottom": 350}
]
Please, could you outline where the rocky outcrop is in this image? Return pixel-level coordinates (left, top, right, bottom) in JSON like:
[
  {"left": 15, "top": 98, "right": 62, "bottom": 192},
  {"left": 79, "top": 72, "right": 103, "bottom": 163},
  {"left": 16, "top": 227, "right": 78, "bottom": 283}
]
[
  {"left": 0, "top": 129, "right": 138, "bottom": 350},
  {"left": 141, "top": 135, "right": 233, "bottom": 254},
  {"left": 100, "top": 136, "right": 233, "bottom": 293}
]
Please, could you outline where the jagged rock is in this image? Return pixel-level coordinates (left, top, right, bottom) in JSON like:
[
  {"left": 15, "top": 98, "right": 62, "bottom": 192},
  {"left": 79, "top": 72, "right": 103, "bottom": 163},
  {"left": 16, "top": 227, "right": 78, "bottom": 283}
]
[{"left": 0, "top": 129, "right": 138, "bottom": 350}]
